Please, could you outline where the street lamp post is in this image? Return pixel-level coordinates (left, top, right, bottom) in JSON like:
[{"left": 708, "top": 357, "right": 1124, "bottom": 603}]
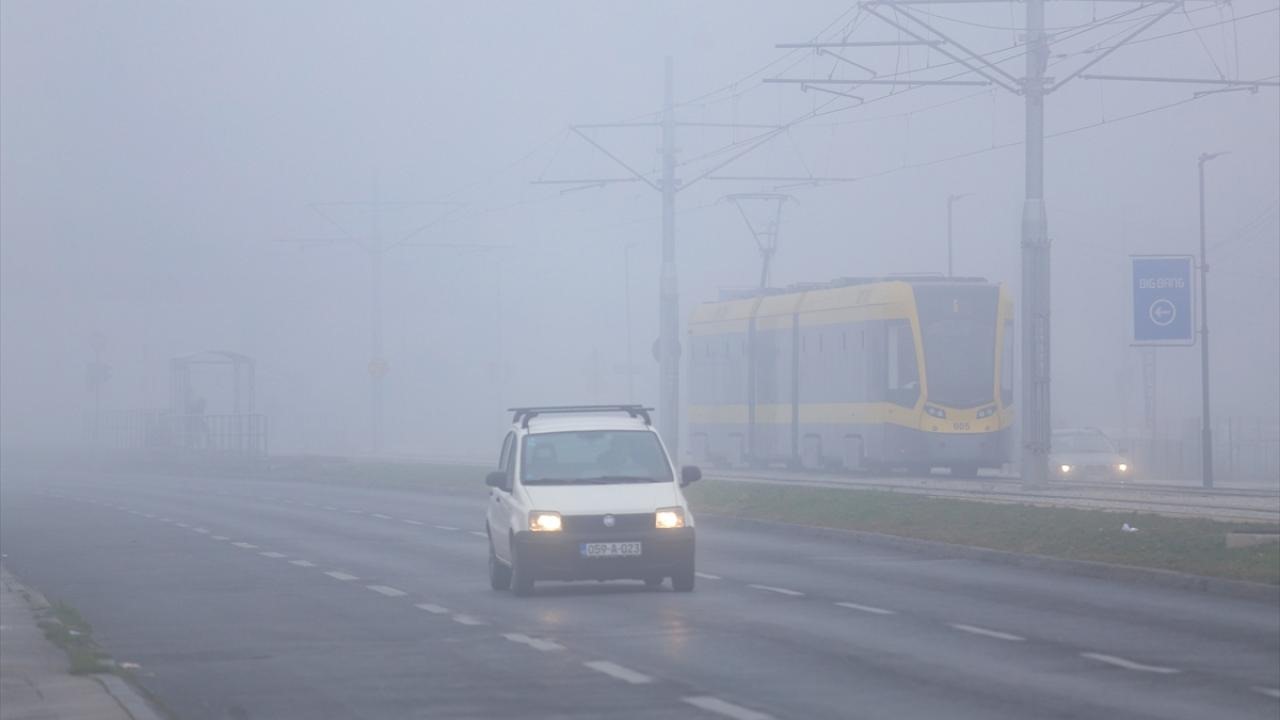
[
  {"left": 1198, "top": 151, "right": 1227, "bottom": 488},
  {"left": 946, "top": 193, "right": 970, "bottom": 277}
]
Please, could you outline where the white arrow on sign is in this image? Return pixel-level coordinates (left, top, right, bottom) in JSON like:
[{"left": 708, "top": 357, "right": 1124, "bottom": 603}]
[{"left": 1148, "top": 298, "right": 1177, "bottom": 327}]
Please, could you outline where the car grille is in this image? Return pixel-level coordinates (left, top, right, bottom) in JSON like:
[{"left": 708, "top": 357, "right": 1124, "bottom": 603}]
[{"left": 562, "top": 513, "right": 653, "bottom": 534}]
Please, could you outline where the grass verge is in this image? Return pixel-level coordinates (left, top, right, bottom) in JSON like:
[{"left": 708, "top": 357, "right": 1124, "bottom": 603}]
[
  {"left": 684, "top": 479, "right": 1280, "bottom": 585},
  {"left": 36, "top": 600, "right": 117, "bottom": 675}
]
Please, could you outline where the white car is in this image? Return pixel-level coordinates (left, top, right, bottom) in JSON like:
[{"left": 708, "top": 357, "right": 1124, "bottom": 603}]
[{"left": 485, "top": 405, "right": 700, "bottom": 596}]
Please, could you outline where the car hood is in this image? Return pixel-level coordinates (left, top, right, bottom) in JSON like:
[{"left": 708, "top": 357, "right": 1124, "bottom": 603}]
[
  {"left": 1050, "top": 451, "right": 1124, "bottom": 466},
  {"left": 522, "top": 482, "right": 681, "bottom": 515}
]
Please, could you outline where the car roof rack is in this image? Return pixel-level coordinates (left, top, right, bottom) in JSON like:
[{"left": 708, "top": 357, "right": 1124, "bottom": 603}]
[{"left": 508, "top": 404, "right": 654, "bottom": 429}]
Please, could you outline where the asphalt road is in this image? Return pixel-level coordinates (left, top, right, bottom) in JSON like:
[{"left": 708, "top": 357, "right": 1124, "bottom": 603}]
[{"left": 1, "top": 463, "right": 1277, "bottom": 720}]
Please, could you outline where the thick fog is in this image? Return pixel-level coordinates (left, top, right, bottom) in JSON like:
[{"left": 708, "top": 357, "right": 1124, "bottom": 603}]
[{"left": 2, "top": 0, "right": 1277, "bottom": 461}]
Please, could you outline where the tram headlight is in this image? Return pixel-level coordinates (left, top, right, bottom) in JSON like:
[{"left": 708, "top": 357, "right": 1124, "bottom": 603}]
[
  {"left": 924, "top": 405, "right": 947, "bottom": 419},
  {"left": 1116, "top": 463, "right": 1129, "bottom": 473},
  {"left": 976, "top": 406, "right": 998, "bottom": 419},
  {"left": 1059, "top": 464, "right": 1072, "bottom": 474}
]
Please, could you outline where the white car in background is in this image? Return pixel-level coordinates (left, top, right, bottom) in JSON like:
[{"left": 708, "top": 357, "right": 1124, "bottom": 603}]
[{"left": 1051, "top": 428, "right": 1131, "bottom": 482}]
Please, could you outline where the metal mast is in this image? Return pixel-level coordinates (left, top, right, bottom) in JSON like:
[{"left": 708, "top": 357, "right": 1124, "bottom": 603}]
[{"left": 658, "top": 56, "right": 681, "bottom": 459}]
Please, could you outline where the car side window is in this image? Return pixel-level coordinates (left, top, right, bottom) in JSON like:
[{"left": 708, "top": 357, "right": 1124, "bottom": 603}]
[{"left": 499, "top": 433, "right": 512, "bottom": 471}]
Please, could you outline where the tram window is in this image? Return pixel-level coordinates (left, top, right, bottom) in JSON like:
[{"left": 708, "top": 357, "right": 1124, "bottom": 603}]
[
  {"left": 1001, "top": 320, "right": 1014, "bottom": 405},
  {"left": 886, "top": 320, "right": 920, "bottom": 408}
]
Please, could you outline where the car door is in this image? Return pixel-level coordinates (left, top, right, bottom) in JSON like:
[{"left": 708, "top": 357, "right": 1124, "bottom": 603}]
[{"left": 488, "top": 431, "right": 518, "bottom": 561}]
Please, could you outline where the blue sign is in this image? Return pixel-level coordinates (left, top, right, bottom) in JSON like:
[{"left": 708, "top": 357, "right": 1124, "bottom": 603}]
[{"left": 1132, "top": 255, "right": 1194, "bottom": 346}]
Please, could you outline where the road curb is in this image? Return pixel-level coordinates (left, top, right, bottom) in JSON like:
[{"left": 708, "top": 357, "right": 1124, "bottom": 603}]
[
  {"left": 701, "top": 513, "right": 1280, "bottom": 603},
  {"left": 0, "top": 565, "right": 170, "bottom": 720}
]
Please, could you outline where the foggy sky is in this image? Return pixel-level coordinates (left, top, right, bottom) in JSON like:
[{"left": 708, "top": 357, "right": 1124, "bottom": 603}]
[{"left": 3, "top": 0, "right": 1277, "bottom": 458}]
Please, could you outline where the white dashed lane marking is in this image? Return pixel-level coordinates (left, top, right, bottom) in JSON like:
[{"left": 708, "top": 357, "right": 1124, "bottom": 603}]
[
  {"left": 211, "top": 536, "right": 230, "bottom": 541},
  {"left": 583, "top": 660, "right": 651, "bottom": 684},
  {"left": 193, "top": 528, "right": 210, "bottom": 534},
  {"left": 950, "top": 624, "right": 1024, "bottom": 642},
  {"left": 503, "top": 633, "right": 564, "bottom": 652},
  {"left": 451, "top": 614, "right": 486, "bottom": 626},
  {"left": 321, "top": 506, "right": 337, "bottom": 511},
  {"left": 835, "top": 602, "right": 896, "bottom": 615},
  {"left": 1252, "top": 687, "right": 1280, "bottom": 699},
  {"left": 1080, "top": 652, "right": 1180, "bottom": 674},
  {"left": 324, "top": 571, "right": 359, "bottom": 581},
  {"left": 434, "top": 525, "right": 459, "bottom": 531},
  {"left": 367, "top": 585, "right": 407, "bottom": 597},
  {"left": 402, "top": 519, "right": 424, "bottom": 526},
  {"left": 468, "top": 531, "right": 488, "bottom": 538},
  {"left": 694, "top": 572, "right": 721, "bottom": 580},
  {"left": 748, "top": 584, "right": 804, "bottom": 597},
  {"left": 415, "top": 603, "right": 450, "bottom": 614},
  {"left": 174, "top": 522, "right": 189, "bottom": 528},
  {"left": 259, "top": 551, "right": 287, "bottom": 559},
  {"left": 371, "top": 513, "right": 393, "bottom": 520},
  {"left": 288, "top": 560, "right": 316, "bottom": 567},
  {"left": 231, "top": 542, "right": 258, "bottom": 550},
  {"left": 683, "top": 696, "right": 773, "bottom": 720}
]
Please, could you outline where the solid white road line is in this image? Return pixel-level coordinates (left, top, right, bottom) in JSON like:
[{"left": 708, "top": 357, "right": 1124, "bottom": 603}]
[
  {"left": 451, "top": 614, "right": 486, "bottom": 626},
  {"left": 503, "top": 633, "right": 565, "bottom": 652},
  {"left": 211, "top": 536, "right": 230, "bottom": 541},
  {"left": 414, "top": 603, "right": 450, "bottom": 614},
  {"left": 748, "top": 584, "right": 804, "bottom": 597},
  {"left": 468, "top": 531, "right": 488, "bottom": 538},
  {"left": 434, "top": 525, "right": 459, "bottom": 531},
  {"left": 324, "top": 571, "right": 359, "bottom": 581},
  {"left": 1080, "top": 652, "right": 1180, "bottom": 674},
  {"left": 1252, "top": 687, "right": 1280, "bottom": 699},
  {"left": 683, "top": 696, "right": 773, "bottom": 720},
  {"left": 402, "top": 519, "right": 424, "bottom": 526},
  {"left": 583, "top": 660, "right": 651, "bottom": 684},
  {"left": 258, "top": 551, "right": 287, "bottom": 559},
  {"left": 288, "top": 560, "right": 316, "bottom": 567},
  {"left": 371, "top": 513, "right": 393, "bottom": 520},
  {"left": 231, "top": 542, "right": 258, "bottom": 549},
  {"left": 950, "top": 624, "right": 1024, "bottom": 642},
  {"left": 366, "top": 585, "right": 407, "bottom": 597},
  {"left": 694, "top": 572, "right": 722, "bottom": 580},
  {"left": 835, "top": 602, "right": 896, "bottom": 615}
]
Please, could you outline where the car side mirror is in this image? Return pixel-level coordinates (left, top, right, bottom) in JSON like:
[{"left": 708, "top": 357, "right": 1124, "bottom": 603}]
[
  {"left": 486, "top": 471, "right": 508, "bottom": 489},
  {"left": 680, "top": 465, "right": 702, "bottom": 486}
]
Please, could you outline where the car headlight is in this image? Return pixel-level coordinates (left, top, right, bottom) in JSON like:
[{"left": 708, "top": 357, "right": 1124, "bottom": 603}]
[
  {"left": 1117, "top": 463, "right": 1129, "bottom": 473},
  {"left": 655, "top": 507, "right": 685, "bottom": 529},
  {"left": 1059, "top": 464, "right": 1072, "bottom": 474},
  {"left": 924, "top": 405, "right": 947, "bottom": 419},
  {"left": 529, "top": 511, "right": 562, "bottom": 532}
]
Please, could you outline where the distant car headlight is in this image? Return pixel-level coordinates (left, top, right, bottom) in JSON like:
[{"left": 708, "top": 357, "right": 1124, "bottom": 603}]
[
  {"left": 655, "top": 507, "right": 685, "bottom": 529},
  {"left": 976, "top": 406, "right": 998, "bottom": 419},
  {"left": 924, "top": 405, "right": 947, "bottom": 419},
  {"left": 529, "top": 511, "right": 562, "bottom": 532},
  {"left": 1059, "top": 464, "right": 1072, "bottom": 474},
  {"left": 1116, "top": 463, "right": 1129, "bottom": 473}
]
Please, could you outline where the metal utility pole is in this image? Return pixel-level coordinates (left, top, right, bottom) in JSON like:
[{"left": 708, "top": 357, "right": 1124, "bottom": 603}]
[
  {"left": 946, "top": 193, "right": 970, "bottom": 278},
  {"left": 1198, "top": 150, "right": 1227, "bottom": 488},
  {"left": 1020, "top": 0, "right": 1051, "bottom": 488},
  {"left": 725, "top": 193, "right": 796, "bottom": 289},
  {"left": 623, "top": 242, "right": 639, "bottom": 403},
  {"left": 534, "top": 58, "right": 788, "bottom": 462},
  {"left": 658, "top": 56, "right": 681, "bottom": 459},
  {"left": 283, "top": 192, "right": 492, "bottom": 455}
]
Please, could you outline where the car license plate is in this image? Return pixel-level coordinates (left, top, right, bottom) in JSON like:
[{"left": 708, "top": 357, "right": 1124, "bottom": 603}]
[{"left": 580, "top": 541, "right": 642, "bottom": 558}]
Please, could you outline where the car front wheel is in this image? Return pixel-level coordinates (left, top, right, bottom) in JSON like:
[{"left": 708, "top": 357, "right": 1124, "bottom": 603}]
[
  {"left": 671, "top": 567, "right": 695, "bottom": 592},
  {"left": 488, "top": 534, "right": 511, "bottom": 591},
  {"left": 509, "top": 537, "right": 535, "bottom": 597}
]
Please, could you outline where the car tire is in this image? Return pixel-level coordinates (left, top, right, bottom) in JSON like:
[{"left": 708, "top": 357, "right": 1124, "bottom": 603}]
[
  {"left": 671, "top": 567, "right": 695, "bottom": 593},
  {"left": 509, "top": 539, "right": 535, "bottom": 597},
  {"left": 488, "top": 535, "right": 511, "bottom": 591},
  {"left": 643, "top": 575, "right": 665, "bottom": 589}
]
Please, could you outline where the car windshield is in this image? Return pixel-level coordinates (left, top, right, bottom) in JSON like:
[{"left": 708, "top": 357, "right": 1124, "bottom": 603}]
[
  {"left": 1054, "top": 432, "right": 1116, "bottom": 453},
  {"left": 521, "top": 430, "right": 673, "bottom": 485}
]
